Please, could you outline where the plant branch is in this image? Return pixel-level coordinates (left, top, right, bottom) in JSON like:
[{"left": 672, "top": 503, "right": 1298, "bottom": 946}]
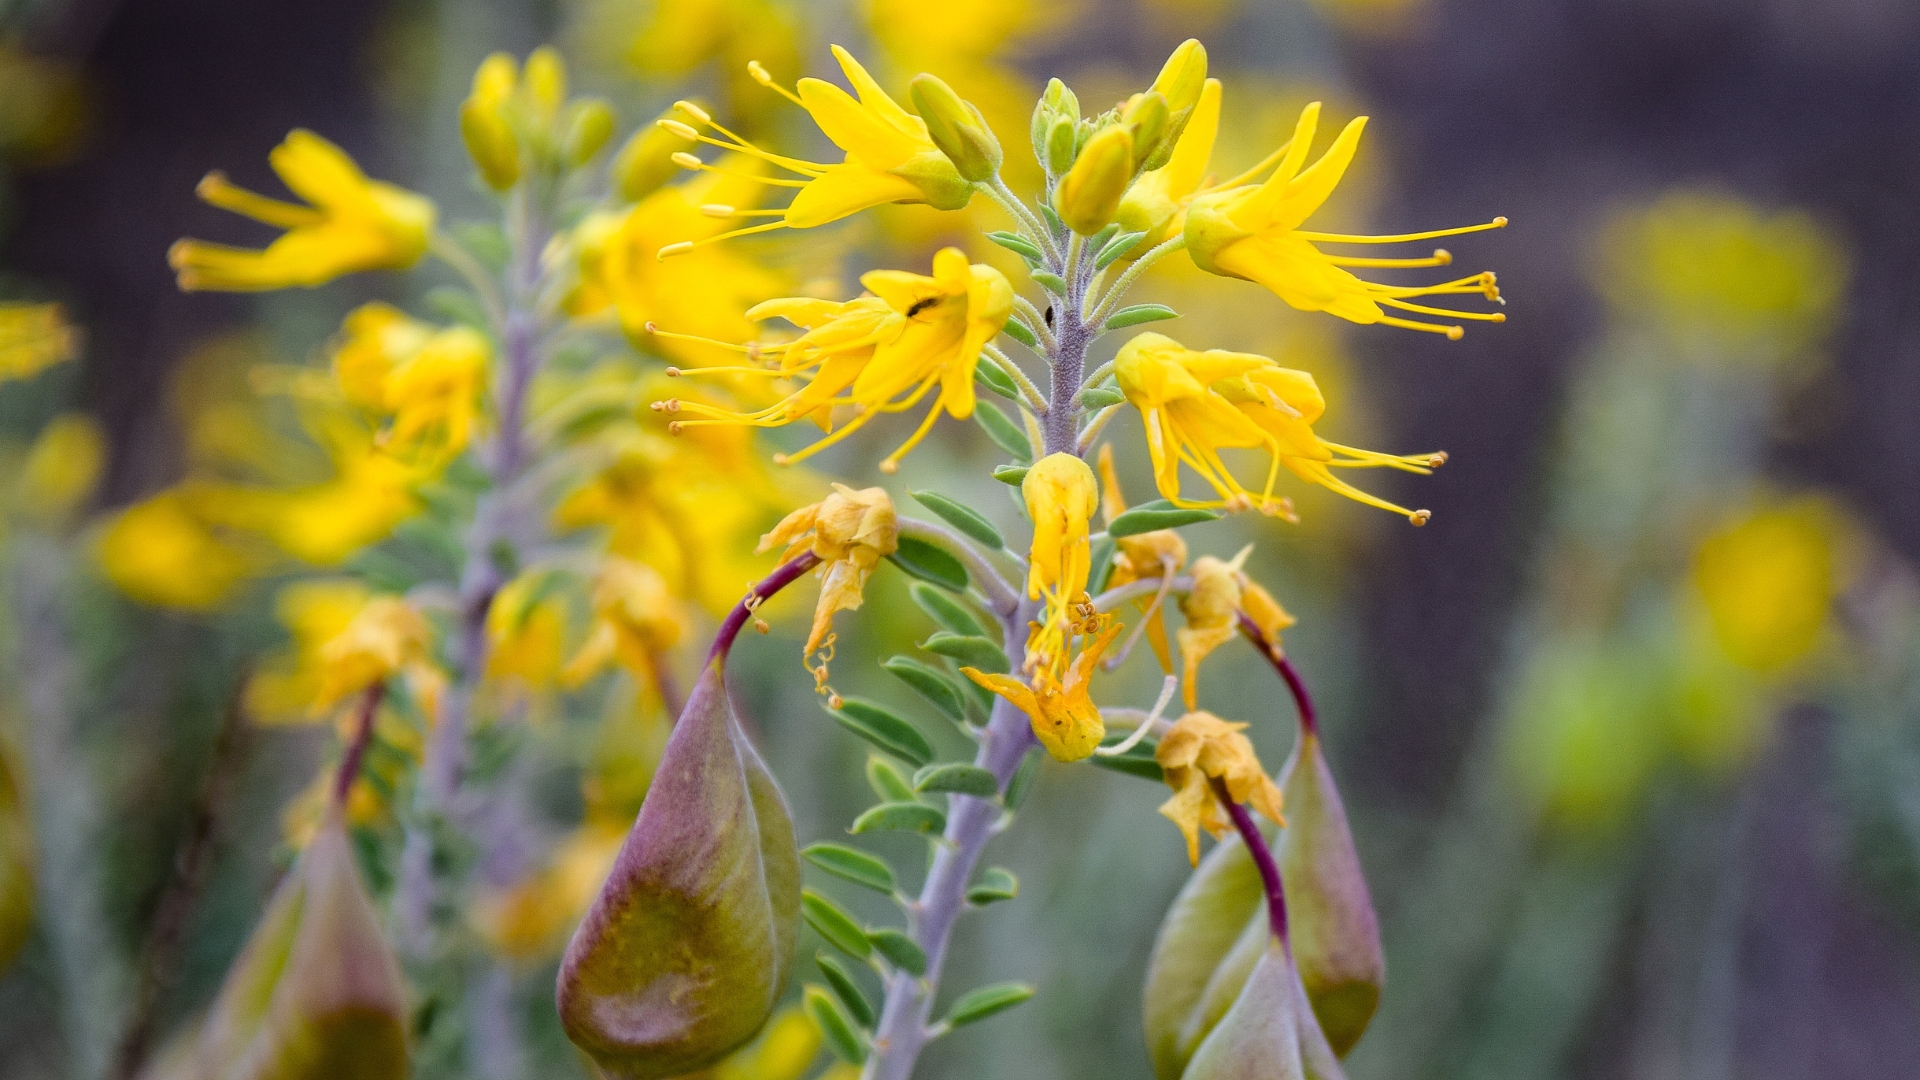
[
  {"left": 707, "top": 553, "right": 822, "bottom": 666},
  {"left": 332, "top": 684, "right": 386, "bottom": 806},
  {"left": 1093, "top": 574, "right": 1193, "bottom": 614}
]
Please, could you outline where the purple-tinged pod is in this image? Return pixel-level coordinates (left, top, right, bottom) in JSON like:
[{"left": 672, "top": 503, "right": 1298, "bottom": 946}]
[
  {"left": 1141, "top": 831, "right": 1268, "bottom": 1080},
  {"left": 191, "top": 814, "right": 409, "bottom": 1080},
  {"left": 557, "top": 660, "right": 801, "bottom": 1079},
  {"left": 1275, "top": 730, "right": 1383, "bottom": 1057},
  {"left": 1180, "top": 936, "right": 1346, "bottom": 1080}
]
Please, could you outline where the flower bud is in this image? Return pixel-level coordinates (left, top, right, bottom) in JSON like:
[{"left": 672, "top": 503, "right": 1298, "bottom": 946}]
[
  {"left": 909, "top": 73, "right": 1001, "bottom": 183},
  {"left": 523, "top": 45, "right": 567, "bottom": 125},
  {"left": 1122, "top": 91, "right": 1172, "bottom": 171},
  {"left": 1149, "top": 39, "right": 1209, "bottom": 122},
  {"left": 189, "top": 816, "right": 409, "bottom": 1080},
  {"left": 1044, "top": 116, "right": 1080, "bottom": 177},
  {"left": 461, "top": 53, "right": 520, "bottom": 190},
  {"left": 558, "top": 661, "right": 801, "bottom": 1079},
  {"left": 1053, "top": 124, "right": 1134, "bottom": 235},
  {"left": 563, "top": 98, "right": 618, "bottom": 168},
  {"left": 611, "top": 106, "right": 700, "bottom": 202},
  {"left": 1043, "top": 77, "right": 1080, "bottom": 122}
]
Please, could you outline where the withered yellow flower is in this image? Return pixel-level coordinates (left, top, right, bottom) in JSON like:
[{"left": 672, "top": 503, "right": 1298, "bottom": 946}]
[
  {"left": 1177, "top": 547, "right": 1296, "bottom": 709},
  {"left": 758, "top": 484, "right": 898, "bottom": 667},
  {"left": 1022, "top": 452, "right": 1100, "bottom": 667},
  {"left": 562, "top": 557, "right": 689, "bottom": 702},
  {"left": 655, "top": 46, "right": 970, "bottom": 254},
  {"left": 1185, "top": 102, "right": 1505, "bottom": 338},
  {"left": 660, "top": 247, "right": 1011, "bottom": 472},
  {"left": 169, "top": 130, "right": 435, "bottom": 292},
  {"left": 0, "top": 302, "right": 77, "bottom": 382},
  {"left": 1155, "top": 710, "right": 1284, "bottom": 865},
  {"left": 313, "top": 594, "right": 436, "bottom": 713},
  {"left": 964, "top": 621, "right": 1121, "bottom": 763}
]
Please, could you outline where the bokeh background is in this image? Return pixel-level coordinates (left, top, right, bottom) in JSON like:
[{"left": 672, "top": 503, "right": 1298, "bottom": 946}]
[{"left": 2, "top": 0, "right": 1919, "bottom": 1078}]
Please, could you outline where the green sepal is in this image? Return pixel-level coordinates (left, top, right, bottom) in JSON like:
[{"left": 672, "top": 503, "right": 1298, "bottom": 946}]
[
  {"left": 973, "top": 400, "right": 1033, "bottom": 464},
  {"left": 889, "top": 536, "right": 969, "bottom": 593},
  {"left": 1096, "top": 230, "right": 1149, "bottom": 268},
  {"left": 850, "top": 802, "right": 948, "bottom": 835},
  {"left": 967, "top": 867, "right": 1019, "bottom": 905},
  {"left": 1104, "top": 304, "right": 1181, "bottom": 330},
  {"left": 910, "top": 492, "right": 1005, "bottom": 551},
  {"left": 1110, "top": 500, "right": 1220, "bottom": 537},
  {"left": 909, "top": 581, "right": 989, "bottom": 637},
  {"left": 865, "top": 757, "right": 919, "bottom": 804},
  {"left": 920, "top": 632, "right": 1010, "bottom": 674},
  {"left": 943, "top": 983, "right": 1036, "bottom": 1028},
  {"left": 815, "top": 954, "right": 878, "bottom": 1028},
  {"left": 802, "top": 844, "right": 897, "bottom": 895},
  {"left": 828, "top": 699, "right": 934, "bottom": 767},
  {"left": 912, "top": 763, "right": 1000, "bottom": 797},
  {"left": 801, "top": 890, "right": 872, "bottom": 961},
  {"left": 804, "top": 985, "right": 869, "bottom": 1065},
  {"left": 986, "top": 230, "right": 1043, "bottom": 261},
  {"left": 868, "top": 929, "right": 928, "bottom": 976},
  {"left": 991, "top": 465, "right": 1029, "bottom": 486},
  {"left": 1079, "top": 387, "right": 1126, "bottom": 410},
  {"left": 882, "top": 657, "right": 971, "bottom": 726}
]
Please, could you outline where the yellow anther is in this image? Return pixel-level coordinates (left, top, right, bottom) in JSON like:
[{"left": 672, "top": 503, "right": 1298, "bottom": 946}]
[
  {"left": 658, "top": 241, "right": 695, "bottom": 259},
  {"left": 1434, "top": 249, "right": 1453, "bottom": 264},
  {"left": 1428, "top": 451, "right": 1449, "bottom": 467},
  {"left": 643, "top": 321, "right": 660, "bottom": 334},
  {"left": 657, "top": 119, "right": 701, "bottom": 141},
  {"left": 1409, "top": 509, "right": 1432, "bottom": 526},
  {"left": 673, "top": 100, "right": 712, "bottom": 125},
  {"left": 669, "top": 152, "right": 702, "bottom": 170},
  {"left": 664, "top": 367, "right": 682, "bottom": 377},
  {"left": 754, "top": 618, "right": 771, "bottom": 634},
  {"left": 747, "top": 60, "right": 774, "bottom": 86},
  {"left": 667, "top": 421, "right": 685, "bottom": 434},
  {"left": 700, "top": 203, "right": 736, "bottom": 218}
]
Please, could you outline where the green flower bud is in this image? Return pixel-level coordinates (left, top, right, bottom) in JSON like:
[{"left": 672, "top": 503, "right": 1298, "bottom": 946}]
[
  {"left": 611, "top": 107, "right": 700, "bottom": 202},
  {"left": 557, "top": 660, "right": 801, "bottom": 1079},
  {"left": 1123, "top": 91, "right": 1172, "bottom": 172},
  {"left": 562, "top": 98, "right": 618, "bottom": 168},
  {"left": 1045, "top": 116, "right": 1079, "bottom": 177},
  {"left": 188, "top": 816, "right": 409, "bottom": 1080},
  {"left": 909, "top": 73, "right": 1001, "bottom": 183},
  {"left": 1053, "top": 124, "right": 1133, "bottom": 235},
  {"left": 0, "top": 747, "right": 31, "bottom": 976},
  {"left": 1043, "top": 77, "right": 1080, "bottom": 124}
]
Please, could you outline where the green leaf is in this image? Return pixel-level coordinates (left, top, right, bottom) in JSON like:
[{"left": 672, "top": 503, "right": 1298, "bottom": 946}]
[
  {"left": 1004, "top": 750, "right": 1042, "bottom": 811},
  {"left": 1109, "top": 505, "right": 1220, "bottom": 538},
  {"left": 1039, "top": 203, "right": 1067, "bottom": 235},
  {"left": 829, "top": 699, "right": 934, "bottom": 767},
  {"left": 1079, "top": 387, "right": 1125, "bottom": 410},
  {"left": 815, "top": 954, "right": 877, "bottom": 1028},
  {"left": 944, "top": 983, "right": 1036, "bottom": 1028},
  {"left": 802, "top": 844, "right": 897, "bottom": 895},
  {"left": 801, "top": 891, "right": 872, "bottom": 961},
  {"left": 450, "top": 220, "right": 509, "bottom": 269},
  {"left": 1031, "top": 270, "right": 1068, "bottom": 295},
  {"left": 804, "top": 985, "right": 869, "bottom": 1065},
  {"left": 865, "top": 757, "right": 919, "bottom": 804},
  {"left": 850, "top": 802, "right": 947, "bottom": 835},
  {"left": 882, "top": 657, "right": 971, "bottom": 726},
  {"left": 912, "top": 763, "right": 1000, "bottom": 798},
  {"left": 1089, "top": 536, "right": 1117, "bottom": 594},
  {"left": 909, "top": 581, "right": 989, "bottom": 637},
  {"left": 985, "top": 230, "right": 1043, "bottom": 261},
  {"left": 921, "top": 632, "right": 1010, "bottom": 675},
  {"left": 423, "top": 286, "right": 491, "bottom": 334},
  {"left": 1089, "top": 740, "right": 1164, "bottom": 782},
  {"left": 975, "top": 358, "right": 1020, "bottom": 400},
  {"left": 868, "top": 929, "right": 928, "bottom": 977},
  {"left": 1002, "top": 318, "right": 1039, "bottom": 348},
  {"left": 967, "top": 867, "right": 1020, "bottom": 905},
  {"left": 1104, "top": 304, "right": 1181, "bottom": 329},
  {"left": 888, "top": 536, "right": 969, "bottom": 593},
  {"left": 973, "top": 400, "right": 1033, "bottom": 464},
  {"left": 992, "top": 465, "right": 1029, "bottom": 486},
  {"left": 910, "top": 492, "right": 1005, "bottom": 550},
  {"left": 1088, "top": 222, "right": 1120, "bottom": 250},
  {"left": 1096, "top": 229, "right": 1149, "bottom": 269}
]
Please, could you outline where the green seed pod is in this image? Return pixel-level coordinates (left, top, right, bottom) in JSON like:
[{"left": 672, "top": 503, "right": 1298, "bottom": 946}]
[
  {"left": 0, "top": 746, "right": 32, "bottom": 975},
  {"left": 1276, "top": 730, "right": 1384, "bottom": 1058},
  {"left": 562, "top": 99, "right": 618, "bottom": 168},
  {"left": 1141, "top": 831, "right": 1268, "bottom": 1080},
  {"left": 189, "top": 815, "right": 409, "bottom": 1080},
  {"left": 557, "top": 661, "right": 801, "bottom": 1079},
  {"left": 1179, "top": 936, "right": 1346, "bottom": 1080},
  {"left": 909, "top": 73, "right": 1001, "bottom": 183}
]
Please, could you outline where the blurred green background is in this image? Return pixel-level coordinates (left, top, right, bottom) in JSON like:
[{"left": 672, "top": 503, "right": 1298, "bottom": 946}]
[{"left": 2, "top": 0, "right": 1919, "bottom": 1078}]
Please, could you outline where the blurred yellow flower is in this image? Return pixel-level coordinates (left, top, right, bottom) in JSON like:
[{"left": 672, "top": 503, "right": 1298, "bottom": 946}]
[
  {"left": 222, "top": 431, "right": 424, "bottom": 567},
  {"left": 95, "top": 487, "right": 257, "bottom": 611},
  {"left": 487, "top": 572, "right": 569, "bottom": 692},
  {"left": 332, "top": 302, "right": 489, "bottom": 464},
  {"left": 0, "top": 302, "right": 76, "bottom": 381},
  {"left": 563, "top": 557, "right": 688, "bottom": 703},
  {"left": 1185, "top": 102, "right": 1505, "bottom": 337},
  {"left": 1155, "top": 710, "right": 1284, "bottom": 865},
  {"left": 17, "top": 413, "right": 105, "bottom": 522},
  {"left": 759, "top": 484, "right": 898, "bottom": 670},
  {"left": 660, "top": 247, "right": 1011, "bottom": 472},
  {"left": 169, "top": 129, "right": 435, "bottom": 291},
  {"left": 313, "top": 594, "right": 436, "bottom": 713},
  {"left": 1691, "top": 499, "right": 1848, "bottom": 675},
  {"left": 472, "top": 820, "right": 626, "bottom": 962},
  {"left": 625, "top": 0, "right": 801, "bottom": 128},
  {"left": 247, "top": 580, "right": 375, "bottom": 721}
]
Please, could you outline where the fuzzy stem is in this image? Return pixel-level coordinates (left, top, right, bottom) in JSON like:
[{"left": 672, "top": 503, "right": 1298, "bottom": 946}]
[
  {"left": 1237, "top": 612, "right": 1319, "bottom": 737},
  {"left": 1214, "top": 776, "right": 1289, "bottom": 941},
  {"left": 1083, "top": 234, "right": 1186, "bottom": 328}
]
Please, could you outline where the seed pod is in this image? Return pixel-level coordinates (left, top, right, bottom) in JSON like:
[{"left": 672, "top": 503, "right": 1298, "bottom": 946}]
[
  {"left": 190, "top": 815, "right": 409, "bottom": 1080},
  {"left": 1275, "top": 730, "right": 1384, "bottom": 1058},
  {"left": 1053, "top": 125, "right": 1134, "bottom": 235},
  {"left": 557, "top": 661, "right": 801, "bottom": 1079},
  {"left": 1141, "top": 831, "right": 1267, "bottom": 1080},
  {"left": 1179, "top": 936, "right": 1345, "bottom": 1080},
  {"left": 0, "top": 747, "right": 31, "bottom": 975}
]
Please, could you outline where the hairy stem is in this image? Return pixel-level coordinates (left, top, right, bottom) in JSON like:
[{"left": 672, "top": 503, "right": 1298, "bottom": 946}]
[{"left": 707, "top": 554, "right": 822, "bottom": 666}]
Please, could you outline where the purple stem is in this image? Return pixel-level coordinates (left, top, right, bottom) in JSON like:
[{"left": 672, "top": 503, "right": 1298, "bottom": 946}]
[
  {"left": 333, "top": 684, "right": 386, "bottom": 807},
  {"left": 1237, "top": 612, "right": 1318, "bottom": 737},
  {"left": 706, "top": 553, "right": 822, "bottom": 667},
  {"left": 1213, "top": 776, "right": 1288, "bottom": 942}
]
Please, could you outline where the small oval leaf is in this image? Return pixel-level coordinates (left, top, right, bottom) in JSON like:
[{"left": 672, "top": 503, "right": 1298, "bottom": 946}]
[
  {"left": 1031, "top": 271, "right": 1068, "bottom": 295},
  {"left": 802, "top": 844, "right": 897, "bottom": 895},
  {"left": 973, "top": 401, "right": 1033, "bottom": 464},
  {"left": 804, "top": 985, "right": 869, "bottom": 1065},
  {"left": 1089, "top": 739, "right": 1165, "bottom": 782},
  {"left": 850, "top": 802, "right": 947, "bottom": 835},
  {"left": 967, "top": 867, "right": 1019, "bottom": 905},
  {"left": 882, "top": 657, "right": 971, "bottom": 726},
  {"left": 828, "top": 699, "right": 935, "bottom": 767},
  {"left": 801, "top": 890, "right": 872, "bottom": 961},
  {"left": 888, "top": 536, "right": 969, "bottom": 593},
  {"left": 1004, "top": 750, "right": 1042, "bottom": 811},
  {"left": 944, "top": 983, "right": 1036, "bottom": 1028},
  {"left": 908, "top": 582, "right": 990, "bottom": 639},
  {"left": 1109, "top": 506, "right": 1220, "bottom": 538},
  {"left": 1002, "top": 319, "right": 1039, "bottom": 348},
  {"left": 910, "top": 492, "right": 1005, "bottom": 551},
  {"left": 975, "top": 358, "right": 1020, "bottom": 400},
  {"left": 991, "top": 465, "right": 1029, "bottom": 487},
  {"left": 1079, "top": 387, "right": 1126, "bottom": 411},
  {"left": 921, "top": 632, "right": 1010, "bottom": 675},
  {"left": 815, "top": 954, "right": 877, "bottom": 1028},
  {"left": 1096, "top": 229, "right": 1149, "bottom": 269},
  {"left": 868, "top": 929, "right": 928, "bottom": 977},
  {"left": 1104, "top": 303, "right": 1180, "bottom": 329},
  {"left": 912, "top": 763, "right": 1000, "bottom": 798},
  {"left": 865, "top": 757, "right": 919, "bottom": 803},
  {"left": 985, "top": 230, "right": 1042, "bottom": 261}
]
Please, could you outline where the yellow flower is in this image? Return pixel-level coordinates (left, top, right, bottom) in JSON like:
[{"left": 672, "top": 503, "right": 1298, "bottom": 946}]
[
  {"left": 1692, "top": 499, "right": 1847, "bottom": 675},
  {"left": 486, "top": 573, "right": 569, "bottom": 692},
  {"left": 1114, "top": 332, "right": 1289, "bottom": 514},
  {"left": 1114, "top": 78, "right": 1222, "bottom": 250},
  {"left": 758, "top": 484, "right": 898, "bottom": 669},
  {"left": 313, "top": 594, "right": 435, "bottom": 712},
  {"left": 169, "top": 129, "right": 435, "bottom": 292},
  {"left": 655, "top": 46, "right": 971, "bottom": 254},
  {"left": 17, "top": 413, "right": 105, "bottom": 522},
  {"left": 562, "top": 557, "right": 688, "bottom": 702},
  {"left": 964, "top": 621, "right": 1121, "bottom": 763},
  {"left": 472, "top": 820, "right": 626, "bottom": 962},
  {"left": 215, "top": 420, "right": 424, "bottom": 566},
  {"left": 1155, "top": 710, "right": 1284, "bottom": 865},
  {"left": 1184, "top": 102, "right": 1505, "bottom": 337},
  {"left": 659, "top": 246, "right": 1012, "bottom": 472},
  {"left": 95, "top": 487, "right": 257, "bottom": 611},
  {"left": 1176, "top": 547, "right": 1295, "bottom": 709},
  {"left": 711, "top": 1005, "right": 826, "bottom": 1080},
  {"left": 570, "top": 155, "right": 785, "bottom": 365},
  {"left": 246, "top": 580, "right": 375, "bottom": 721},
  {"left": 331, "top": 302, "right": 489, "bottom": 464},
  {"left": 0, "top": 302, "right": 76, "bottom": 381},
  {"left": 1097, "top": 444, "right": 1186, "bottom": 672},
  {"left": 1021, "top": 452, "right": 1100, "bottom": 668}
]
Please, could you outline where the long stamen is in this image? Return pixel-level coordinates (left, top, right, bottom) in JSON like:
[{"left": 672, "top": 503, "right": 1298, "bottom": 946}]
[
  {"left": 644, "top": 322, "right": 791, "bottom": 357},
  {"left": 1324, "top": 249, "right": 1454, "bottom": 269},
  {"left": 1379, "top": 297, "right": 1507, "bottom": 321},
  {"left": 746, "top": 60, "right": 806, "bottom": 107},
  {"left": 1375, "top": 314, "right": 1464, "bottom": 339},
  {"left": 659, "top": 220, "right": 790, "bottom": 259},
  {"left": 1296, "top": 217, "right": 1507, "bottom": 245},
  {"left": 700, "top": 205, "right": 788, "bottom": 219}
]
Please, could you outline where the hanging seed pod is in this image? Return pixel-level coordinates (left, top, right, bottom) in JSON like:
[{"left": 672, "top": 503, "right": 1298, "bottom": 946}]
[
  {"left": 1179, "top": 936, "right": 1345, "bottom": 1080},
  {"left": 191, "top": 814, "right": 409, "bottom": 1080},
  {"left": 1141, "top": 831, "right": 1267, "bottom": 1080},
  {"left": 557, "top": 661, "right": 801, "bottom": 1079},
  {"left": 1275, "top": 729, "right": 1383, "bottom": 1057}
]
